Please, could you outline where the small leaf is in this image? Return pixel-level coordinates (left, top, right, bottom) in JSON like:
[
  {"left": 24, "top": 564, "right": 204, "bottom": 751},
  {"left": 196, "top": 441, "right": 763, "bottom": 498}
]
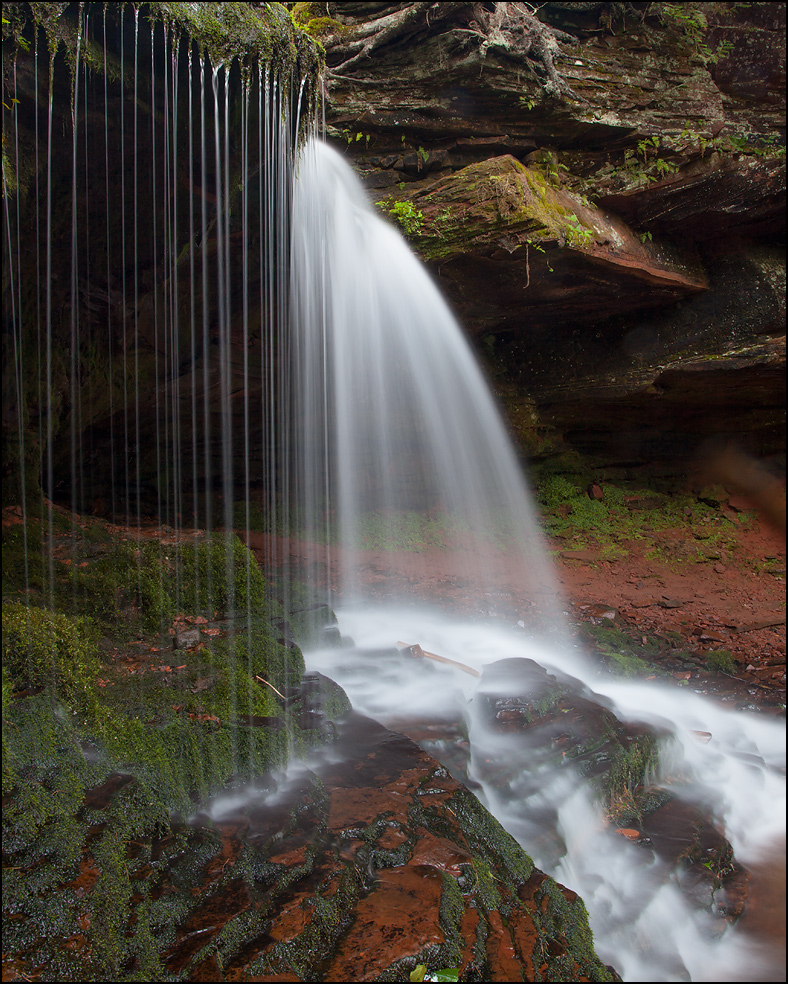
[{"left": 410, "top": 967, "right": 427, "bottom": 983}]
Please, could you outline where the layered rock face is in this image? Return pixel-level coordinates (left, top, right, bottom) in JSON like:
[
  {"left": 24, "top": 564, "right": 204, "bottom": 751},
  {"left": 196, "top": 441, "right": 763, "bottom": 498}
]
[{"left": 313, "top": 0, "right": 785, "bottom": 474}]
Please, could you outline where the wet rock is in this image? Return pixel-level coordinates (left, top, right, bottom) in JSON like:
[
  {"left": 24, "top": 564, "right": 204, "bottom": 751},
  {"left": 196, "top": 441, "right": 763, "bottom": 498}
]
[
  {"left": 105, "top": 712, "right": 614, "bottom": 982},
  {"left": 474, "top": 657, "right": 669, "bottom": 824},
  {"left": 637, "top": 797, "right": 748, "bottom": 920},
  {"left": 288, "top": 604, "right": 341, "bottom": 649},
  {"left": 584, "top": 603, "right": 619, "bottom": 621},
  {"left": 173, "top": 627, "right": 201, "bottom": 649},
  {"left": 392, "top": 154, "right": 708, "bottom": 333},
  {"left": 317, "top": 4, "right": 785, "bottom": 473}
]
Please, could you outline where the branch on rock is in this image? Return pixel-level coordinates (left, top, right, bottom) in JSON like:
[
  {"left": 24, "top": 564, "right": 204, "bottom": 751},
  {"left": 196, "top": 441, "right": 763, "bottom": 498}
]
[
  {"left": 328, "top": 2, "right": 468, "bottom": 74},
  {"left": 470, "top": 2, "right": 585, "bottom": 102},
  {"left": 324, "top": 1, "right": 584, "bottom": 103}
]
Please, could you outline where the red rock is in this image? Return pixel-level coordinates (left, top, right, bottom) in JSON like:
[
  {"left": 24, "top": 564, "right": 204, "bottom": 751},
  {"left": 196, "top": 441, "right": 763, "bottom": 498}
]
[{"left": 322, "top": 866, "right": 446, "bottom": 982}]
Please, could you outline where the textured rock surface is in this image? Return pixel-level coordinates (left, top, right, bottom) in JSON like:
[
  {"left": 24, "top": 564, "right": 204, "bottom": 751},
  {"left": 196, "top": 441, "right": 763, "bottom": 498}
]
[
  {"left": 3, "top": 702, "right": 620, "bottom": 982},
  {"left": 318, "top": 1, "right": 786, "bottom": 472}
]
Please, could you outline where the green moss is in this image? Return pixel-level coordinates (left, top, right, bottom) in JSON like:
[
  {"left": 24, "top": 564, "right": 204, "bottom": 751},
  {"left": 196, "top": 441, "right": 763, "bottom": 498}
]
[
  {"left": 442, "top": 785, "right": 534, "bottom": 891},
  {"left": 704, "top": 649, "right": 736, "bottom": 675},
  {"left": 534, "top": 477, "right": 740, "bottom": 557},
  {"left": 583, "top": 623, "right": 664, "bottom": 680},
  {"left": 2, "top": 514, "right": 272, "bottom": 636},
  {"left": 2, "top": 582, "right": 314, "bottom": 978},
  {"left": 606, "top": 651, "right": 653, "bottom": 678},
  {"left": 533, "top": 879, "right": 614, "bottom": 982},
  {"left": 289, "top": 2, "right": 346, "bottom": 42},
  {"left": 434, "top": 872, "right": 466, "bottom": 969},
  {"left": 172, "top": 533, "right": 267, "bottom": 617},
  {"left": 2, "top": 601, "right": 100, "bottom": 714}
]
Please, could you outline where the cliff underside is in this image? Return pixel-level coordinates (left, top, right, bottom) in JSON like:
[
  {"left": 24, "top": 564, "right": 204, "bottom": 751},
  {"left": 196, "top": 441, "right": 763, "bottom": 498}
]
[{"left": 311, "top": 0, "right": 785, "bottom": 478}]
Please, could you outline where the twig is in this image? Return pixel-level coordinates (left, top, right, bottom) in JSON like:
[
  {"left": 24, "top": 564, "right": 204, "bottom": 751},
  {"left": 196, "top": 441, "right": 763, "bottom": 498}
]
[
  {"left": 397, "top": 641, "right": 481, "bottom": 677},
  {"left": 254, "top": 675, "right": 286, "bottom": 700}
]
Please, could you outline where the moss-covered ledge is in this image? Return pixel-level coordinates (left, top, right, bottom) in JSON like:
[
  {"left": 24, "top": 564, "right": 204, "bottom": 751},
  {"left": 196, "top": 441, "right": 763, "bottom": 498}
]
[
  {"left": 372, "top": 155, "right": 707, "bottom": 337},
  {"left": 3, "top": 2, "right": 323, "bottom": 80}
]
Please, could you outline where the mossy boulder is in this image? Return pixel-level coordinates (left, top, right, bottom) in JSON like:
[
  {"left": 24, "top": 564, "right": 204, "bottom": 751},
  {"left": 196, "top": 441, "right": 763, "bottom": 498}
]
[{"left": 474, "top": 657, "right": 669, "bottom": 826}]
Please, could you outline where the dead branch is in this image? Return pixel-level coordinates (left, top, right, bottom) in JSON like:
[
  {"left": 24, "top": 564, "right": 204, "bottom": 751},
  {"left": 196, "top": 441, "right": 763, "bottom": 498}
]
[
  {"left": 325, "top": 1, "right": 584, "bottom": 103},
  {"left": 398, "top": 641, "right": 481, "bottom": 677}
]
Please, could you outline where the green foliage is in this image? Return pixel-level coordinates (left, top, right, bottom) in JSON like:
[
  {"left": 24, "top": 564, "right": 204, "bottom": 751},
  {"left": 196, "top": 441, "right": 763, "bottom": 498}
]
[
  {"left": 657, "top": 3, "right": 733, "bottom": 64},
  {"left": 526, "top": 237, "right": 554, "bottom": 272},
  {"left": 564, "top": 213, "right": 595, "bottom": 247},
  {"left": 622, "top": 137, "right": 679, "bottom": 187},
  {"left": 377, "top": 199, "right": 425, "bottom": 237},
  {"left": 689, "top": 126, "right": 785, "bottom": 159},
  {"left": 2, "top": 12, "right": 30, "bottom": 52}
]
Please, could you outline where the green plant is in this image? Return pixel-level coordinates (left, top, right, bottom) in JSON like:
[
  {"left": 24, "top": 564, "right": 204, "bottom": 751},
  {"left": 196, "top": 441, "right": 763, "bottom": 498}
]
[
  {"left": 410, "top": 965, "right": 460, "bottom": 982},
  {"left": 658, "top": 3, "right": 733, "bottom": 64},
  {"left": 526, "top": 238, "right": 554, "bottom": 272},
  {"left": 564, "top": 213, "right": 594, "bottom": 247},
  {"left": 377, "top": 199, "right": 424, "bottom": 237}
]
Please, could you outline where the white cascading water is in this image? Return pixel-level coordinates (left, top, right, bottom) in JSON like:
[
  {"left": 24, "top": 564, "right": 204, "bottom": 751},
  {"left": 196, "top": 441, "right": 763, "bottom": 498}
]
[
  {"left": 291, "top": 141, "right": 786, "bottom": 982},
  {"left": 290, "top": 140, "right": 566, "bottom": 638}
]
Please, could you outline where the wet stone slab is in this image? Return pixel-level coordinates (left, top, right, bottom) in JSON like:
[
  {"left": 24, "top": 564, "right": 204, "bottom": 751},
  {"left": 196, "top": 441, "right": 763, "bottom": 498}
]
[{"left": 126, "top": 713, "right": 619, "bottom": 981}]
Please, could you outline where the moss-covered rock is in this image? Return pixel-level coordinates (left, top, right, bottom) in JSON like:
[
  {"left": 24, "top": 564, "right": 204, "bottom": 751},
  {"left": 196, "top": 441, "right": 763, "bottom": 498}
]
[
  {"left": 474, "top": 657, "right": 670, "bottom": 827},
  {"left": 1, "top": 579, "right": 343, "bottom": 980}
]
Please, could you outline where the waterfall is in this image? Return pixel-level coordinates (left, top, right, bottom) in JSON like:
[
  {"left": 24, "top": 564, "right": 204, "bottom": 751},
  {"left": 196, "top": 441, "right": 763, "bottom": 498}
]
[
  {"left": 290, "top": 139, "right": 566, "bottom": 641},
  {"left": 2, "top": 6, "right": 784, "bottom": 982},
  {"left": 292, "top": 143, "right": 786, "bottom": 982}
]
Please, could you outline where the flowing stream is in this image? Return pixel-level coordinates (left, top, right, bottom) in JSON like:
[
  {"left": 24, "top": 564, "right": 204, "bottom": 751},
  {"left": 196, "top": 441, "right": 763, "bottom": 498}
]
[{"left": 291, "top": 141, "right": 786, "bottom": 983}]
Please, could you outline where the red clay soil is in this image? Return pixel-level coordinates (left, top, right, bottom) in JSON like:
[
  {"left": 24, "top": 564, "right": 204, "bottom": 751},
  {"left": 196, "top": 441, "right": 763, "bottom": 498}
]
[
  {"left": 245, "top": 510, "right": 786, "bottom": 710},
  {"left": 554, "top": 521, "right": 785, "bottom": 692}
]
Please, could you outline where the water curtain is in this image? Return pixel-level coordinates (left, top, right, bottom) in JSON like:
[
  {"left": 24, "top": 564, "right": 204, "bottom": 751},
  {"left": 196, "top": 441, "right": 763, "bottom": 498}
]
[{"left": 2, "top": 3, "right": 315, "bottom": 596}]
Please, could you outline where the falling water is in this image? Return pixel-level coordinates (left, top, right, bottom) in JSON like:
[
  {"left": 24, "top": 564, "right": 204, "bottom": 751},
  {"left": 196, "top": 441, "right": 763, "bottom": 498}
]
[
  {"left": 292, "top": 142, "right": 786, "bottom": 982},
  {"left": 290, "top": 140, "right": 565, "bottom": 637},
  {"left": 2, "top": 7, "right": 784, "bottom": 981},
  {"left": 2, "top": 4, "right": 310, "bottom": 586},
  {"left": 1, "top": 3, "right": 315, "bottom": 787}
]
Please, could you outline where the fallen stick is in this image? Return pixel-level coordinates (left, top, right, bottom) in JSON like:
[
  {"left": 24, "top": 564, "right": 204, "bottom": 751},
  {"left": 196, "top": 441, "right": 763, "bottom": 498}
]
[
  {"left": 255, "top": 675, "right": 286, "bottom": 700},
  {"left": 397, "top": 641, "right": 481, "bottom": 677}
]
